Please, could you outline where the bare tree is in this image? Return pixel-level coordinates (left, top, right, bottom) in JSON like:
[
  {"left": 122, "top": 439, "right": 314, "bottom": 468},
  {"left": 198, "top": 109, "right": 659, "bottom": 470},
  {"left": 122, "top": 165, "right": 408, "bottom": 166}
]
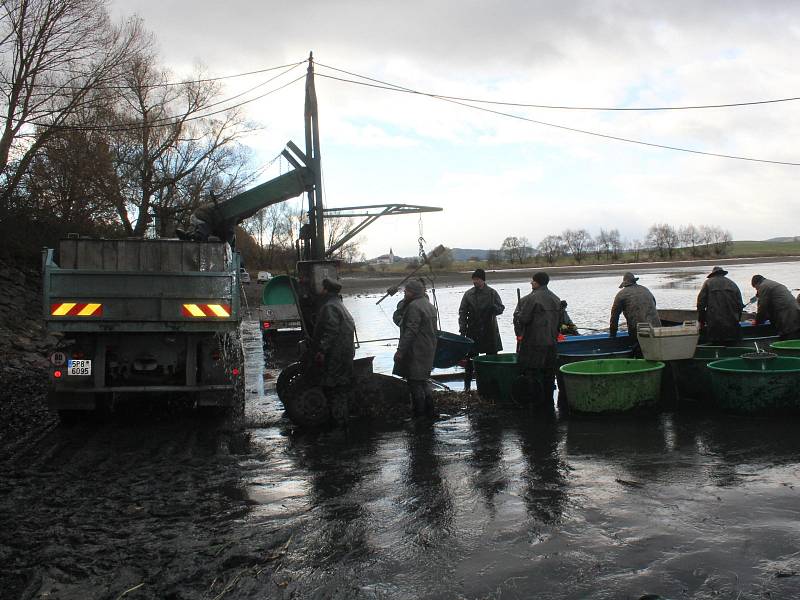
[
  {"left": 500, "top": 236, "right": 527, "bottom": 264},
  {"left": 646, "top": 223, "right": 679, "bottom": 258},
  {"left": 326, "top": 216, "right": 363, "bottom": 267},
  {"left": 102, "top": 49, "right": 256, "bottom": 236},
  {"left": 562, "top": 228, "right": 592, "bottom": 263},
  {"left": 680, "top": 224, "right": 704, "bottom": 257},
  {"left": 537, "top": 235, "right": 563, "bottom": 265},
  {"left": 701, "top": 225, "right": 733, "bottom": 256},
  {"left": 596, "top": 229, "right": 611, "bottom": 260},
  {"left": 608, "top": 229, "right": 623, "bottom": 259},
  {"left": 629, "top": 238, "right": 643, "bottom": 262},
  {"left": 0, "top": 0, "right": 144, "bottom": 207}
]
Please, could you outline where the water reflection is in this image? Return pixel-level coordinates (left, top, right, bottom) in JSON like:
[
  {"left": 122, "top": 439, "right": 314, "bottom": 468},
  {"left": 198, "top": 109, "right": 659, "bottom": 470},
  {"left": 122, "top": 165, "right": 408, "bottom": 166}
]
[
  {"left": 286, "top": 429, "right": 379, "bottom": 564},
  {"left": 401, "top": 423, "right": 454, "bottom": 547},
  {"left": 514, "top": 416, "right": 568, "bottom": 524},
  {"left": 466, "top": 410, "right": 508, "bottom": 512}
]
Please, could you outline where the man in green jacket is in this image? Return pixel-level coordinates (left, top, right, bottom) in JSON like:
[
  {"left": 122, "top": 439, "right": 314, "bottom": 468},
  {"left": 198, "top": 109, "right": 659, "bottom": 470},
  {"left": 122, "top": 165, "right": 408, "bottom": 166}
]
[
  {"left": 513, "top": 271, "right": 561, "bottom": 407},
  {"left": 697, "top": 266, "right": 744, "bottom": 345},
  {"left": 609, "top": 272, "right": 661, "bottom": 346},
  {"left": 394, "top": 279, "right": 439, "bottom": 418},
  {"left": 459, "top": 268, "right": 505, "bottom": 390},
  {"left": 313, "top": 278, "right": 356, "bottom": 426},
  {"left": 752, "top": 274, "right": 800, "bottom": 340}
]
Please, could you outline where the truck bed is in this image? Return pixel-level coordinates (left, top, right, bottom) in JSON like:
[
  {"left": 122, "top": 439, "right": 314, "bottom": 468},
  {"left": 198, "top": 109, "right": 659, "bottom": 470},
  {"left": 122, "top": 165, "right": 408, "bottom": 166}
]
[{"left": 44, "top": 238, "right": 241, "bottom": 333}]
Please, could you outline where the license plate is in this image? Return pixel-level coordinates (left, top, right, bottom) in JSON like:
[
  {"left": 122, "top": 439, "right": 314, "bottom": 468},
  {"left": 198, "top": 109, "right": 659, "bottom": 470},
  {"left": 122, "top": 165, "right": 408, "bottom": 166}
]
[{"left": 67, "top": 359, "right": 92, "bottom": 376}]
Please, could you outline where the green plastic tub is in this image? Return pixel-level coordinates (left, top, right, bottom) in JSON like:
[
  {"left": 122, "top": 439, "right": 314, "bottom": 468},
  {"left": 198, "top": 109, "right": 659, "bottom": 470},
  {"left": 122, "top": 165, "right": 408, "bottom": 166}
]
[
  {"left": 559, "top": 359, "right": 665, "bottom": 413},
  {"left": 672, "top": 346, "right": 753, "bottom": 404},
  {"left": 261, "top": 274, "right": 297, "bottom": 305},
  {"left": 473, "top": 353, "right": 519, "bottom": 401},
  {"left": 707, "top": 356, "right": 800, "bottom": 413},
  {"left": 770, "top": 340, "right": 800, "bottom": 357}
]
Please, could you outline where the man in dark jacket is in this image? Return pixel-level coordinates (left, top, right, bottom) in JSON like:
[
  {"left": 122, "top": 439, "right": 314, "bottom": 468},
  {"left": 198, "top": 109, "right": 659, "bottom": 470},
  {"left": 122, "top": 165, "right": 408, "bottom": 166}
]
[
  {"left": 609, "top": 272, "right": 661, "bottom": 345},
  {"left": 459, "top": 268, "right": 505, "bottom": 390},
  {"left": 513, "top": 271, "right": 561, "bottom": 407},
  {"left": 559, "top": 300, "right": 579, "bottom": 336},
  {"left": 697, "top": 266, "right": 744, "bottom": 345},
  {"left": 312, "top": 278, "right": 356, "bottom": 426},
  {"left": 394, "top": 279, "right": 439, "bottom": 418},
  {"left": 752, "top": 274, "right": 800, "bottom": 340}
]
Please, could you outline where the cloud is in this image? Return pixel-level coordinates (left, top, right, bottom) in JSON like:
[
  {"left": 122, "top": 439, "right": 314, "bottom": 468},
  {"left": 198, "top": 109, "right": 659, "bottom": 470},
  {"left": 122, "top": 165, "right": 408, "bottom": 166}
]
[{"left": 110, "top": 0, "right": 800, "bottom": 256}]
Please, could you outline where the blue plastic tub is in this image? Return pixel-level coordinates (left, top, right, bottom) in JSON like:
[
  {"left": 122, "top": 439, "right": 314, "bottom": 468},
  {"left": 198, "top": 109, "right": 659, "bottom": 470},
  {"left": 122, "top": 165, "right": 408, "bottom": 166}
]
[{"left": 433, "top": 330, "right": 475, "bottom": 369}]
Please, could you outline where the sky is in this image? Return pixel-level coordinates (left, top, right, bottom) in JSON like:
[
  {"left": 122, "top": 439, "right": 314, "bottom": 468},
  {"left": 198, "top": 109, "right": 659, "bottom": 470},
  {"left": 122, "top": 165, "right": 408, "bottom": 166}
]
[{"left": 110, "top": 0, "right": 800, "bottom": 258}]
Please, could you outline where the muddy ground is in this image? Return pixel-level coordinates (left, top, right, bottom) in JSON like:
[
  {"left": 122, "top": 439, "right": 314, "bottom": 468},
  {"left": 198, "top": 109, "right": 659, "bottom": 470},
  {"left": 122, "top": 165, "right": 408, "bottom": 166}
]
[
  {"left": 3, "top": 372, "right": 800, "bottom": 599},
  {"left": 3, "top": 260, "right": 800, "bottom": 599}
]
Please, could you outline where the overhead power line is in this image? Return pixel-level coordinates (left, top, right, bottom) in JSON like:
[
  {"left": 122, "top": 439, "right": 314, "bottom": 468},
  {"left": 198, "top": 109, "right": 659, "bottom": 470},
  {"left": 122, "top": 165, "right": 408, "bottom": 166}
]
[
  {"left": 314, "top": 66, "right": 800, "bottom": 166},
  {"left": 35, "top": 71, "right": 306, "bottom": 133},
  {"left": 315, "top": 61, "right": 800, "bottom": 111},
  {"left": 28, "top": 60, "right": 307, "bottom": 91}
]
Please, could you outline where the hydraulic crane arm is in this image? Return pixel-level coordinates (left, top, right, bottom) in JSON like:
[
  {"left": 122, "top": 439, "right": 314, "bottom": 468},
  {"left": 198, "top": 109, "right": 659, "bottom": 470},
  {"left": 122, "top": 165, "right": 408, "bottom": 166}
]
[{"left": 215, "top": 165, "right": 314, "bottom": 225}]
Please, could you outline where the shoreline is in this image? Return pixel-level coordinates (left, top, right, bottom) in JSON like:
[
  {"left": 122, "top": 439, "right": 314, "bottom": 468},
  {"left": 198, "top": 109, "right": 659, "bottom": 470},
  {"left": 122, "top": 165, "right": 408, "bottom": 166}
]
[{"left": 339, "top": 254, "right": 800, "bottom": 294}]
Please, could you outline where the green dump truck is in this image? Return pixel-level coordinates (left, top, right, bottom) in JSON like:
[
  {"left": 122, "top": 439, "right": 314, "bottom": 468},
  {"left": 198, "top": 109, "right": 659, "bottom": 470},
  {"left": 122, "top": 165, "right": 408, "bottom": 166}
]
[
  {"left": 41, "top": 155, "right": 314, "bottom": 421},
  {"left": 42, "top": 238, "right": 246, "bottom": 419}
]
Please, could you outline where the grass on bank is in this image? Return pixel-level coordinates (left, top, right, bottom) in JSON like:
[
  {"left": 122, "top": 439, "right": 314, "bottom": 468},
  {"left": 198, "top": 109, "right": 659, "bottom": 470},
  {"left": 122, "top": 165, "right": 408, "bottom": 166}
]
[{"left": 340, "top": 240, "right": 800, "bottom": 275}]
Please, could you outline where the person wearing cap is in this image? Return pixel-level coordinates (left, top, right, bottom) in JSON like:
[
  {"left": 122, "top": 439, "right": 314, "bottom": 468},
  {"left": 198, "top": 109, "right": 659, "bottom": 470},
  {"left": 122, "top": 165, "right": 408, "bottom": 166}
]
[
  {"left": 751, "top": 274, "right": 800, "bottom": 340},
  {"left": 559, "top": 300, "right": 579, "bottom": 336},
  {"left": 312, "top": 278, "right": 356, "bottom": 426},
  {"left": 696, "top": 266, "right": 744, "bottom": 345},
  {"left": 513, "top": 271, "right": 561, "bottom": 406},
  {"left": 458, "top": 268, "right": 505, "bottom": 390},
  {"left": 393, "top": 279, "right": 439, "bottom": 418},
  {"left": 609, "top": 272, "right": 660, "bottom": 346}
]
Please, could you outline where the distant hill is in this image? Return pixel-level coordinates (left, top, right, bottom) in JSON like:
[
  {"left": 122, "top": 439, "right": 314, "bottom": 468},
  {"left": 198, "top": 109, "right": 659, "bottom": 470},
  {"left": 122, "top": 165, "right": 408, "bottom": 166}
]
[
  {"left": 764, "top": 236, "right": 800, "bottom": 243},
  {"left": 451, "top": 248, "right": 490, "bottom": 261}
]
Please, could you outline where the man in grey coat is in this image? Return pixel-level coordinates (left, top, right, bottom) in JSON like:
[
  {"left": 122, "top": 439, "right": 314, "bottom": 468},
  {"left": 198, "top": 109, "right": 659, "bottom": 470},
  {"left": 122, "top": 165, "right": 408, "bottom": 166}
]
[
  {"left": 609, "top": 272, "right": 661, "bottom": 345},
  {"left": 513, "top": 271, "right": 561, "bottom": 406},
  {"left": 752, "top": 274, "right": 800, "bottom": 340},
  {"left": 312, "top": 278, "right": 356, "bottom": 426},
  {"left": 459, "top": 268, "right": 505, "bottom": 390},
  {"left": 697, "top": 266, "right": 744, "bottom": 345},
  {"left": 393, "top": 279, "right": 439, "bottom": 418}
]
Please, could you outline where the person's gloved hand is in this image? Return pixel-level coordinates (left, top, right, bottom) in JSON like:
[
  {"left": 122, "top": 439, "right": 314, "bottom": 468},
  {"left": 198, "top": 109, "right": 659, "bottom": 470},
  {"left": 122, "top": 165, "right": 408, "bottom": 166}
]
[{"left": 314, "top": 352, "right": 325, "bottom": 367}]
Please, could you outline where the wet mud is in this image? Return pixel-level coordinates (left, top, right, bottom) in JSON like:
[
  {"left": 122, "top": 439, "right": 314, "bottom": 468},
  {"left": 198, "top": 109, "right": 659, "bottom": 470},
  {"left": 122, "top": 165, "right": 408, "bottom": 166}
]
[{"left": 3, "top": 389, "right": 800, "bottom": 599}]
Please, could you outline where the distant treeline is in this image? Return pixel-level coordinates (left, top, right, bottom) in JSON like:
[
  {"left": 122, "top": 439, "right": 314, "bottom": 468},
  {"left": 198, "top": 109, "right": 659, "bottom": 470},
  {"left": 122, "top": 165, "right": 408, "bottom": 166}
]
[{"left": 490, "top": 224, "right": 733, "bottom": 266}]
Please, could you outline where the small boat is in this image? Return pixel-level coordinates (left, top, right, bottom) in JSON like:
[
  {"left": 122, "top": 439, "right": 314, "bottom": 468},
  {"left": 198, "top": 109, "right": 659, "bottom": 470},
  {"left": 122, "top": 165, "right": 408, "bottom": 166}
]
[{"left": 658, "top": 308, "right": 778, "bottom": 346}]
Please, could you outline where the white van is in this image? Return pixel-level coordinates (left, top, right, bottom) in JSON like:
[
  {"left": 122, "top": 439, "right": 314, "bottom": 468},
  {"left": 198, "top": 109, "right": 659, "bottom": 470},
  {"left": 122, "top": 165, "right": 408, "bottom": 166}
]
[{"left": 257, "top": 271, "right": 272, "bottom": 283}]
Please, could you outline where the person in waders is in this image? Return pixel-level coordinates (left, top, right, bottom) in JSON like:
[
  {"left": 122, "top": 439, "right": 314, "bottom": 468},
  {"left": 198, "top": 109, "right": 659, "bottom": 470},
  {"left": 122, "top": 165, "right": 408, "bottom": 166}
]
[
  {"left": 513, "top": 272, "right": 561, "bottom": 409},
  {"left": 697, "top": 266, "right": 744, "bottom": 345},
  {"left": 458, "top": 268, "right": 505, "bottom": 391},
  {"left": 312, "top": 278, "right": 356, "bottom": 427},
  {"left": 752, "top": 274, "right": 800, "bottom": 340},
  {"left": 609, "top": 272, "right": 661, "bottom": 355},
  {"left": 393, "top": 279, "right": 438, "bottom": 419}
]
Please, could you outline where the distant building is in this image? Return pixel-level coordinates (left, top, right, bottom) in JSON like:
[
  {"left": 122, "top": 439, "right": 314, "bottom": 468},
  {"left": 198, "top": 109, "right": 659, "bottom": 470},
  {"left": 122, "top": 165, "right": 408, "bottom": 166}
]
[{"left": 370, "top": 248, "right": 395, "bottom": 265}]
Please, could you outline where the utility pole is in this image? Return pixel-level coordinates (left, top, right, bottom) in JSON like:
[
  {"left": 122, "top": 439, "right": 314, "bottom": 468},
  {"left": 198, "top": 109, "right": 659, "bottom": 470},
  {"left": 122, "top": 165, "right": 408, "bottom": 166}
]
[{"left": 304, "top": 52, "right": 325, "bottom": 260}]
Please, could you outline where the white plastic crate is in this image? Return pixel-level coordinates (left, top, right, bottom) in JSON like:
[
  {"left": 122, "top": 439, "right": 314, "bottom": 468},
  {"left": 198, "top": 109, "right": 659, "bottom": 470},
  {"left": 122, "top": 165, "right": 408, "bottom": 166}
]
[{"left": 637, "top": 321, "right": 700, "bottom": 361}]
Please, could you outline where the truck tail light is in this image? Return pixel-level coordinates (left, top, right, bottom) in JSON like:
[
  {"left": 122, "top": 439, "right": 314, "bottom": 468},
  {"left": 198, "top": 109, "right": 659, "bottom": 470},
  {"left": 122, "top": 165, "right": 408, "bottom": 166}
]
[{"left": 53, "top": 370, "right": 63, "bottom": 378}]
